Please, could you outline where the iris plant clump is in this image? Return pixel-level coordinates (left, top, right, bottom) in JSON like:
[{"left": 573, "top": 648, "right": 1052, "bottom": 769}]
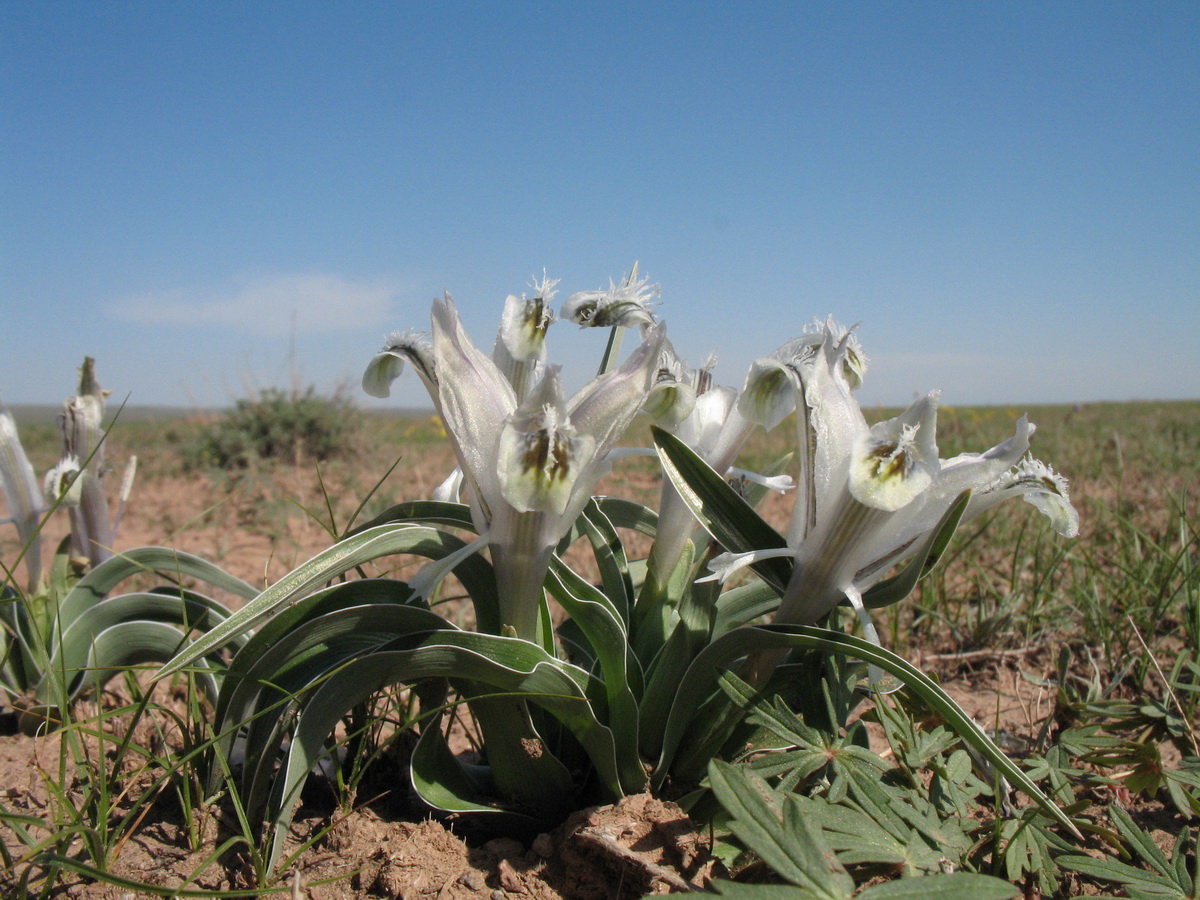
[
  {"left": 161, "top": 267, "right": 1080, "bottom": 871},
  {"left": 1, "top": 359, "right": 252, "bottom": 735}
]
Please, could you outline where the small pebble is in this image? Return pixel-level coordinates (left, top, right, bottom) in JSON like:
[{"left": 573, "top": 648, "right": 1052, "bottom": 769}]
[
  {"left": 497, "top": 859, "right": 525, "bottom": 894},
  {"left": 458, "top": 870, "right": 485, "bottom": 891}
]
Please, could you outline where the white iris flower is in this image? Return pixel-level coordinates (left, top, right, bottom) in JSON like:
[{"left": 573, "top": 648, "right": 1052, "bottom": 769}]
[
  {"left": 366, "top": 289, "right": 665, "bottom": 640},
  {"left": 706, "top": 320, "right": 1077, "bottom": 682}
]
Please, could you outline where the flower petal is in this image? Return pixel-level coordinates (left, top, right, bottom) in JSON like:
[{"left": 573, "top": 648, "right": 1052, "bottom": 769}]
[
  {"left": 561, "top": 270, "right": 660, "bottom": 328},
  {"left": 497, "top": 368, "right": 596, "bottom": 516},
  {"left": 675, "top": 385, "right": 737, "bottom": 458},
  {"left": 0, "top": 409, "right": 42, "bottom": 526},
  {"left": 431, "top": 293, "right": 517, "bottom": 521},
  {"left": 569, "top": 322, "right": 665, "bottom": 453},
  {"left": 849, "top": 393, "right": 939, "bottom": 512},
  {"left": 737, "top": 357, "right": 797, "bottom": 431},
  {"left": 807, "top": 328, "right": 871, "bottom": 507},
  {"left": 362, "top": 329, "right": 436, "bottom": 399},
  {"left": 641, "top": 341, "right": 697, "bottom": 427},
  {"left": 701, "top": 547, "right": 797, "bottom": 584},
  {"left": 499, "top": 290, "right": 557, "bottom": 363},
  {"left": 44, "top": 455, "right": 84, "bottom": 507},
  {"left": 971, "top": 458, "right": 1080, "bottom": 538},
  {"left": 431, "top": 467, "right": 465, "bottom": 504}
]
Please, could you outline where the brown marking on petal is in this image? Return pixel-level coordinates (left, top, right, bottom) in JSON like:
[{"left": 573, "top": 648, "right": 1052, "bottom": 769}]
[
  {"left": 522, "top": 297, "right": 552, "bottom": 338},
  {"left": 866, "top": 441, "right": 912, "bottom": 482},
  {"left": 521, "top": 429, "right": 573, "bottom": 485},
  {"left": 1040, "top": 476, "right": 1064, "bottom": 495}
]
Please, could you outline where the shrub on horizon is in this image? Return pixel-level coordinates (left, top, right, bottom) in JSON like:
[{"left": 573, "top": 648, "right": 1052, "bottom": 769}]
[{"left": 182, "top": 386, "right": 360, "bottom": 470}]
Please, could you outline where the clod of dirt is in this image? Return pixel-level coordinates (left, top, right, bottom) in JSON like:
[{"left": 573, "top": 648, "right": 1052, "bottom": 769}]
[{"left": 549, "top": 793, "right": 716, "bottom": 899}]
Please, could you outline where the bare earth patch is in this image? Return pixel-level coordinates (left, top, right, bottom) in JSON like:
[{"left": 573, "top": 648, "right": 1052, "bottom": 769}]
[{"left": 0, "top": 723, "right": 716, "bottom": 900}]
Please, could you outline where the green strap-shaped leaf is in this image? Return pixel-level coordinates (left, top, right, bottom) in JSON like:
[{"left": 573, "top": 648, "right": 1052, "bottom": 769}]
[
  {"left": 38, "top": 589, "right": 239, "bottom": 703},
  {"left": 629, "top": 534, "right": 692, "bottom": 665},
  {"left": 213, "top": 579, "right": 439, "bottom": 727},
  {"left": 592, "top": 496, "right": 659, "bottom": 538},
  {"left": 217, "top": 604, "right": 451, "bottom": 808},
  {"left": 260, "top": 635, "right": 621, "bottom": 872},
  {"left": 654, "top": 623, "right": 1079, "bottom": 837},
  {"left": 637, "top": 617, "right": 700, "bottom": 760},
  {"left": 577, "top": 499, "right": 635, "bottom": 628},
  {"left": 409, "top": 715, "right": 542, "bottom": 833},
  {"left": 157, "top": 523, "right": 495, "bottom": 680},
  {"left": 346, "top": 499, "right": 476, "bottom": 535},
  {"left": 57, "top": 547, "right": 257, "bottom": 637},
  {"left": 226, "top": 617, "right": 594, "bottom": 824},
  {"left": 214, "top": 561, "right": 489, "bottom": 735},
  {"left": 71, "top": 620, "right": 224, "bottom": 705},
  {"left": 713, "top": 581, "right": 782, "bottom": 636},
  {"left": 545, "top": 556, "right": 646, "bottom": 794},
  {"left": 652, "top": 426, "right": 792, "bottom": 593},
  {"left": 217, "top": 580, "right": 418, "bottom": 675},
  {"left": 0, "top": 584, "right": 40, "bottom": 692},
  {"left": 466, "top": 691, "right": 577, "bottom": 821}
]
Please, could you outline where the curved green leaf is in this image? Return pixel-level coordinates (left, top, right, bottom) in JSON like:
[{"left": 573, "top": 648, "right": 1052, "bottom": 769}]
[
  {"left": 577, "top": 499, "right": 635, "bottom": 628},
  {"left": 39, "top": 588, "right": 240, "bottom": 703},
  {"left": 215, "top": 599, "right": 452, "bottom": 804},
  {"left": 214, "top": 579, "right": 441, "bottom": 728},
  {"left": 157, "top": 523, "right": 497, "bottom": 681},
  {"left": 57, "top": 547, "right": 257, "bottom": 636},
  {"left": 713, "top": 581, "right": 782, "bottom": 636},
  {"left": 260, "top": 634, "right": 621, "bottom": 872},
  {"left": 652, "top": 426, "right": 792, "bottom": 593},
  {"left": 346, "top": 499, "right": 476, "bottom": 536},
  {"left": 67, "top": 619, "right": 225, "bottom": 704},
  {"left": 466, "top": 691, "right": 577, "bottom": 821},
  {"left": 545, "top": 556, "right": 646, "bottom": 794},
  {"left": 592, "top": 496, "right": 659, "bottom": 539},
  {"left": 0, "top": 584, "right": 40, "bottom": 693},
  {"left": 409, "top": 716, "right": 542, "bottom": 832},
  {"left": 637, "top": 618, "right": 703, "bottom": 760}
]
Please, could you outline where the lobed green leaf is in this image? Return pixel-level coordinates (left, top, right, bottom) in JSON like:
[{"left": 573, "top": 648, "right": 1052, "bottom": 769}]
[{"left": 655, "top": 623, "right": 1079, "bottom": 837}]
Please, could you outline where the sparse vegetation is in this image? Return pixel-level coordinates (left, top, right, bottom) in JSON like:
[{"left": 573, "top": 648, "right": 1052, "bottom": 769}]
[{"left": 1, "top": 394, "right": 1197, "bottom": 899}]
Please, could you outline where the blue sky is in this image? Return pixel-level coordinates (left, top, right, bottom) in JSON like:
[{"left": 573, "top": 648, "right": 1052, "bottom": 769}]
[{"left": 2, "top": 2, "right": 1197, "bottom": 413}]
